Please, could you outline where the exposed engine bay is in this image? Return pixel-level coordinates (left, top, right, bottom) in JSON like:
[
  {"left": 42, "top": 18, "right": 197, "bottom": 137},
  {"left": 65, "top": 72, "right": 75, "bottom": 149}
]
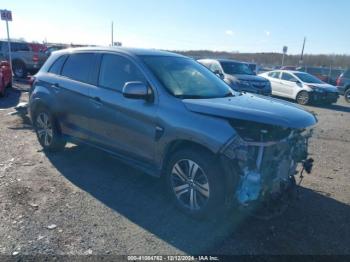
[{"left": 221, "top": 120, "right": 314, "bottom": 210}]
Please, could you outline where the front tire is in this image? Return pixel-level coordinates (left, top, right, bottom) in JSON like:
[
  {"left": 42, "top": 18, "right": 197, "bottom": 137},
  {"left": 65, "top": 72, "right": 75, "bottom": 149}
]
[
  {"left": 33, "top": 107, "right": 66, "bottom": 152},
  {"left": 165, "top": 148, "right": 225, "bottom": 219},
  {"left": 344, "top": 88, "right": 350, "bottom": 103},
  {"left": 296, "top": 91, "right": 310, "bottom": 105}
]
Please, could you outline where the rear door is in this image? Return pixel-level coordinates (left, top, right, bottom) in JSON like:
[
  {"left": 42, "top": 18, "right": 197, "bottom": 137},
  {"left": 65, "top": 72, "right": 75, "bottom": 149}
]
[
  {"left": 267, "top": 71, "right": 282, "bottom": 95},
  {"left": 280, "top": 72, "right": 299, "bottom": 97},
  {"left": 88, "top": 53, "right": 157, "bottom": 164},
  {"left": 55, "top": 52, "right": 99, "bottom": 140}
]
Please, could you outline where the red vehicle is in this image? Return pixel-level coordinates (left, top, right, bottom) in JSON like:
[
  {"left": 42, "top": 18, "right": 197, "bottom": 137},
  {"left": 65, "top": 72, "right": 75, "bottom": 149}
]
[{"left": 0, "top": 60, "right": 12, "bottom": 97}]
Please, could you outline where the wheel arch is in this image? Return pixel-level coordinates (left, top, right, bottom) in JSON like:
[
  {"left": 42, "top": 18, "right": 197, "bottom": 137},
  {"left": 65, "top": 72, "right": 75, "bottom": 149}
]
[{"left": 161, "top": 139, "right": 218, "bottom": 175}]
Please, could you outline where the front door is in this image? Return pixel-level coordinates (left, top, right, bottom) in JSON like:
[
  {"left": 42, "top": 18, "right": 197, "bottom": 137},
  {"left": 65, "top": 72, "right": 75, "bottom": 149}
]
[
  {"left": 88, "top": 53, "right": 157, "bottom": 164},
  {"left": 280, "top": 72, "right": 299, "bottom": 98}
]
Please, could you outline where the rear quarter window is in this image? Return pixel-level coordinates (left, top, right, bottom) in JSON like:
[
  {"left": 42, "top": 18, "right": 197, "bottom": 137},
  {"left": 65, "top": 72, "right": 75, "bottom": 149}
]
[{"left": 48, "top": 55, "right": 67, "bottom": 75}]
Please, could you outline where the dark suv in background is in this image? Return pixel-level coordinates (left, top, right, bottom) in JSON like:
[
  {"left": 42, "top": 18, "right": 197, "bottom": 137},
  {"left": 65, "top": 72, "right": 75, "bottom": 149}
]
[
  {"left": 0, "top": 40, "right": 47, "bottom": 78},
  {"left": 336, "top": 69, "right": 350, "bottom": 102},
  {"left": 29, "top": 47, "right": 316, "bottom": 218},
  {"left": 297, "top": 66, "right": 329, "bottom": 83},
  {"left": 198, "top": 59, "right": 271, "bottom": 96}
]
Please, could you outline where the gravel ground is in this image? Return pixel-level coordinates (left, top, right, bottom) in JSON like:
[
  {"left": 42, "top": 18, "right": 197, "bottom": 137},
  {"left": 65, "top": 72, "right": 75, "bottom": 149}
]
[{"left": 0, "top": 82, "right": 349, "bottom": 256}]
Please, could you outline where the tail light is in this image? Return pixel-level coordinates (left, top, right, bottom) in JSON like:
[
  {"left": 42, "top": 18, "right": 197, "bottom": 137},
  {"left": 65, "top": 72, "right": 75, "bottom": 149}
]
[
  {"left": 336, "top": 77, "right": 341, "bottom": 86},
  {"left": 32, "top": 54, "right": 39, "bottom": 63}
]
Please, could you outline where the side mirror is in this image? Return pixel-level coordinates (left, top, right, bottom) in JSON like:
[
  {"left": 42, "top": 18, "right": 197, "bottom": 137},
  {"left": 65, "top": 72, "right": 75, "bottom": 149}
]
[
  {"left": 0, "top": 61, "right": 10, "bottom": 67},
  {"left": 122, "top": 81, "right": 151, "bottom": 100},
  {"left": 291, "top": 78, "right": 301, "bottom": 85}
]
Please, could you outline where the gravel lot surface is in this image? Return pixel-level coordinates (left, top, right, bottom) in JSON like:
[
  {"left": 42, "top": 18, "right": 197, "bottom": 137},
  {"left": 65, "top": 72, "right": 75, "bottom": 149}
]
[{"left": 0, "top": 82, "right": 349, "bottom": 256}]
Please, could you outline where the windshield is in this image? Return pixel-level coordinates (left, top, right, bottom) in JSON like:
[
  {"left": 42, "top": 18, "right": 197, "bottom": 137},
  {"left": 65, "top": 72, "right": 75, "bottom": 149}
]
[
  {"left": 141, "top": 56, "right": 234, "bottom": 99},
  {"left": 220, "top": 61, "right": 255, "bottom": 75},
  {"left": 294, "top": 72, "right": 324, "bottom": 84}
]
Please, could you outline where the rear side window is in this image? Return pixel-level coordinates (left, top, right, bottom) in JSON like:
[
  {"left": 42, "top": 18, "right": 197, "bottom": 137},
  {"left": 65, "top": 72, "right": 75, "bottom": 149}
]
[
  {"left": 10, "top": 42, "right": 30, "bottom": 52},
  {"left": 61, "top": 53, "right": 94, "bottom": 83},
  {"left": 98, "top": 54, "right": 146, "bottom": 91},
  {"left": 48, "top": 55, "right": 67, "bottom": 75},
  {"left": 268, "top": 71, "right": 280, "bottom": 79}
]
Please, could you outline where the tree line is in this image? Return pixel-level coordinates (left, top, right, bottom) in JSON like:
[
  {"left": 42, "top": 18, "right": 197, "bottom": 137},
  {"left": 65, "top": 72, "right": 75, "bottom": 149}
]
[{"left": 172, "top": 50, "right": 350, "bottom": 69}]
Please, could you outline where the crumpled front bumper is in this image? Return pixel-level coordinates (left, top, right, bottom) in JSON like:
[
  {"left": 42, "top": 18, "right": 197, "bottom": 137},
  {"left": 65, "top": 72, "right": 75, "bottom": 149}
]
[{"left": 220, "top": 128, "right": 313, "bottom": 208}]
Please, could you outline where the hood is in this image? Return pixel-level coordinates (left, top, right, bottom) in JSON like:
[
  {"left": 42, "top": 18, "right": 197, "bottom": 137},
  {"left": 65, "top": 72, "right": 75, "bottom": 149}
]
[
  {"left": 183, "top": 94, "right": 317, "bottom": 129},
  {"left": 307, "top": 83, "right": 339, "bottom": 92},
  {"left": 227, "top": 74, "right": 268, "bottom": 82}
]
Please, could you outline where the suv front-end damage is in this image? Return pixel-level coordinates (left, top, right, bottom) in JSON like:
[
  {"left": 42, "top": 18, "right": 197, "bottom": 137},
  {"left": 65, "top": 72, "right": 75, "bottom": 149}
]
[{"left": 220, "top": 120, "right": 314, "bottom": 215}]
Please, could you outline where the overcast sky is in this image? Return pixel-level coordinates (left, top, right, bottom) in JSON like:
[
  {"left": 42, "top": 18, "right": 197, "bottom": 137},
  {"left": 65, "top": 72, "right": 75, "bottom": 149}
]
[{"left": 1, "top": 0, "right": 349, "bottom": 54}]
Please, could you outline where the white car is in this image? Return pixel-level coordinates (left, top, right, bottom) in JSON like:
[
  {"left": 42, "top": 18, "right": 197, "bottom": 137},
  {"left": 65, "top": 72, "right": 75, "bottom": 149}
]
[{"left": 259, "top": 70, "right": 339, "bottom": 105}]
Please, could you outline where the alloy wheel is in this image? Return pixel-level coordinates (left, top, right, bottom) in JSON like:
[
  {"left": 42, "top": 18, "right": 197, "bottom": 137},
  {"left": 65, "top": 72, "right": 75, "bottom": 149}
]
[
  {"left": 297, "top": 92, "right": 309, "bottom": 105},
  {"left": 170, "top": 159, "right": 210, "bottom": 211},
  {"left": 345, "top": 90, "right": 350, "bottom": 103},
  {"left": 36, "top": 112, "right": 53, "bottom": 147}
]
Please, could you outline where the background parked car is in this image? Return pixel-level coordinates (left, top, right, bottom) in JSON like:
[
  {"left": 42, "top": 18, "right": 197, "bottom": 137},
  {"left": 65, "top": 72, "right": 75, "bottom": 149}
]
[
  {"left": 280, "top": 66, "right": 297, "bottom": 70},
  {"left": 328, "top": 68, "right": 344, "bottom": 86},
  {"left": 336, "top": 69, "right": 350, "bottom": 103},
  {"left": 0, "top": 60, "right": 12, "bottom": 97},
  {"left": 260, "top": 70, "right": 339, "bottom": 105},
  {"left": 0, "top": 40, "right": 48, "bottom": 78},
  {"left": 297, "top": 66, "right": 330, "bottom": 83},
  {"left": 198, "top": 59, "right": 271, "bottom": 96},
  {"left": 44, "top": 45, "right": 68, "bottom": 57}
]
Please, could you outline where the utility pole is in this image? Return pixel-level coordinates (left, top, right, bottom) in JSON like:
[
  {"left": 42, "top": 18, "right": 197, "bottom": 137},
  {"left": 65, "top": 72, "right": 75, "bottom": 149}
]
[
  {"left": 300, "top": 37, "right": 306, "bottom": 65},
  {"left": 111, "top": 21, "right": 114, "bottom": 46}
]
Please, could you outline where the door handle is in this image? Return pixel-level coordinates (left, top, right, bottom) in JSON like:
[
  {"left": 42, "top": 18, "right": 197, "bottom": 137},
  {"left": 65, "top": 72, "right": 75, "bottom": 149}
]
[
  {"left": 51, "top": 83, "right": 60, "bottom": 92},
  {"left": 91, "top": 97, "right": 103, "bottom": 107}
]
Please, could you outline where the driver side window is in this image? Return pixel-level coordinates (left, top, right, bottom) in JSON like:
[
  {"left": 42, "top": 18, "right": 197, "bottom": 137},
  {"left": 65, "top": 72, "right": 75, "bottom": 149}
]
[{"left": 98, "top": 54, "right": 146, "bottom": 91}]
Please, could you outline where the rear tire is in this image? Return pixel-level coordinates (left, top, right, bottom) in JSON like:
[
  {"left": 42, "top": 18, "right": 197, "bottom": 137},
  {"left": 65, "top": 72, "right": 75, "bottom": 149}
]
[
  {"left": 296, "top": 91, "right": 310, "bottom": 105},
  {"left": 33, "top": 107, "right": 66, "bottom": 152},
  {"left": 344, "top": 88, "right": 350, "bottom": 103},
  {"left": 13, "top": 60, "right": 27, "bottom": 79},
  {"left": 165, "top": 148, "right": 226, "bottom": 219}
]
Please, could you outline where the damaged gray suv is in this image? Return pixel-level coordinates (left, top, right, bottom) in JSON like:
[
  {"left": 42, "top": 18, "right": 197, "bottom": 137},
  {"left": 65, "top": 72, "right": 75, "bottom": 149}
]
[{"left": 29, "top": 47, "right": 317, "bottom": 218}]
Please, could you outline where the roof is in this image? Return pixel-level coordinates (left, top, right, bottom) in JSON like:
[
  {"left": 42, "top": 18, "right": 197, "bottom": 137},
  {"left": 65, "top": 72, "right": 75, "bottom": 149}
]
[
  {"left": 198, "top": 58, "right": 248, "bottom": 64},
  {"left": 54, "top": 46, "right": 186, "bottom": 58}
]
